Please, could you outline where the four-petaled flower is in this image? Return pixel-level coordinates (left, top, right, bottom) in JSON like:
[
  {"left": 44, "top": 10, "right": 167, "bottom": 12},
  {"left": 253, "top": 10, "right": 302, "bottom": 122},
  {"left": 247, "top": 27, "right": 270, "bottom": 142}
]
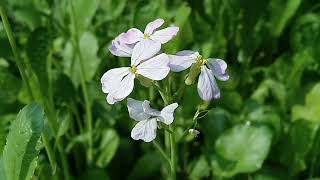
[
  {"left": 169, "top": 50, "right": 229, "bottom": 101},
  {"left": 127, "top": 98, "right": 178, "bottom": 142},
  {"left": 101, "top": 43, "right": 170, "bottom": 104},
  {"left": 109, "top": 18, "right": 179, "bottom": 58}
]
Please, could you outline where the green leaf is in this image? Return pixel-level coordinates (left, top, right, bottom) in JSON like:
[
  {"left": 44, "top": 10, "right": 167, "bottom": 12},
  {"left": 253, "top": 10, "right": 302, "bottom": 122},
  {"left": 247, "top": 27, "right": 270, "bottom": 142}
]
[
  {"left": 269, "top": 0, "right": 302, "bottom": 36},
  {"left": 26, "top": 27, "right": 52, "bottom": 96},
  {"left": 279, "top": 120, "right": 319, "bottom": 174},
  {"left": 100, "top": 0, "right": 127, "bottom": 21},
  {"left": 71, "top": 0, "right": 99, "bottom": 34},
  {"left": 96, "top": 129, "right": 119, "bottom": 168},
  {"left": 56, "top": 108, "right": 71, "bottom": 140},
  {"left": 128, "top": 152, "right": 163, "bottom": 180},
  {"left": 213, "top": 124, "right": 273, "bottom": 177},
  {"left": 63, "top": 32, "right": 100, "bottom": 87},
  {"left": 0, "top": 70, "right": 22, "bottom": 104},
  {"left": 3, "top": 103, "right": 44, "bottom": 180},
  {"left": 187, "top": 155, "right": 210, "bottom": 179},
  {"left": 292, "top": 83, "right": 320, "bottom": 122}
]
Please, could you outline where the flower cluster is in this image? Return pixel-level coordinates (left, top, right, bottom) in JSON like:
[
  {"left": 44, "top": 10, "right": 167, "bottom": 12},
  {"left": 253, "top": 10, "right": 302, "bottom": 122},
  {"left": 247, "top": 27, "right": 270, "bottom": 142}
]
[{"left": 101, "top": 18, "right": 230, "bottom": 142}]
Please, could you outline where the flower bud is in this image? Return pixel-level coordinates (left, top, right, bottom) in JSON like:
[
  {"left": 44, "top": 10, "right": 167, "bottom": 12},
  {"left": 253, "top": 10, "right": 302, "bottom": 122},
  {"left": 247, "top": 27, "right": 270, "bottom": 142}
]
[
  {"left": 188, "top": 129, "right": 200, "bottom": 137},
  {"left": 185, "top": 62, "right": 201, "bottom": 85}
]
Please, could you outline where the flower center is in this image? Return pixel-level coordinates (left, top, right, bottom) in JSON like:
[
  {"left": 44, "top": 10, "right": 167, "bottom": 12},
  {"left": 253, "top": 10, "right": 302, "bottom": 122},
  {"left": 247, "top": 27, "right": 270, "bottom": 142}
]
[
  {"left": 143, "top": 33, "right": 151, "bottom": 39},
  {"left": 130, "top": 65, "right": 137, "bottom": 73},
  {"left": 196, "top": 55, "right": 207, "bottom": 65}
]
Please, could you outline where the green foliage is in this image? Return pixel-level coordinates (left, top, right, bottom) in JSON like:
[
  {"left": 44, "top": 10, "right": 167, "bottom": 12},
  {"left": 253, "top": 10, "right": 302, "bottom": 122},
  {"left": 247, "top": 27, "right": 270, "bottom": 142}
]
[
  {"left": 1, "top": 0, "right": 320, "bottom": 179},
  {"left": 1, "top": 103, "right": 44, "bottom": 180},
  {"left": 212, "top": 124, "right": 273, "bottom": 177}
]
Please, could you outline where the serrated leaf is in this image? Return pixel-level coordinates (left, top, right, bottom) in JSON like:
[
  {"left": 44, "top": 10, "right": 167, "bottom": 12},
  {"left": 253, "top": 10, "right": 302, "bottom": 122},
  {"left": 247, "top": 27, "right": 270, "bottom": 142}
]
[
  {"left": 3, "top": 103, "right": 44, "bottom": 180},
  {"left": 213, "top": 124, "right": 273, "bottom": 177},
  {"left": 96, "top": 129, "right": 119, "bottom": 168}
]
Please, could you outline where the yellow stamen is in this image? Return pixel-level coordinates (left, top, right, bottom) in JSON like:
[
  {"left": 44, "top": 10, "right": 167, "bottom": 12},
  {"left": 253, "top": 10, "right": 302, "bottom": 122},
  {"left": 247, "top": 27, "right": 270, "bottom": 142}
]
[
  {"left": 130, "top": 65, "right": 137, "bottom": 73},
  {"left": 144, "top": 33, "right": 151, "bottom": 39}
]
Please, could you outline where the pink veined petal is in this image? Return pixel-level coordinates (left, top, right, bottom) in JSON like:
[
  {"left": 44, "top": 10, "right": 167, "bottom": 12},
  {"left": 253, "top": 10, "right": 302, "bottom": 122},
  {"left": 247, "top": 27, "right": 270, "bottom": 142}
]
[
  {"left": 136, "top": 53, "right": 170, "bottom": 80},
  {"left": 127, "top": 98, "right": 151, "bottom": 121},
  {"left": 101, "top": 67, "right": 130, "bottom": 94},
  {"left": 119, "top": 28, "right": 144, "bottom": 44},
  {"left": 131, "top": 39, "right": 161, "bottom": 66},
  {"left": 110, "top": 72, "right": 135, "bottom": 100},
  {"left": 206, "top": 58, "right": 229, "bottom": 81},
  {"left": 106, "top": 94, "right": 125, "bottom": 105},
  {"left": 108, "top": 33, "right": 134, "bottom": 57},
  {"left": 144, "top": 18, "right": 165, "bottom": 35},
  {"left": 197, "top": 66, "right": 221, "bottom": 101},
  {"left": 168, "top": 50, "right": 198, "bottom": 72},
  {"left": 131, "top": 118, "right": 157, "bottom": 142},
  {"left": 151, "top": 26, "right": 179, "bottom": 44},
  {"left": 158, "top": 103, "right": 178, "bottom": 125}
]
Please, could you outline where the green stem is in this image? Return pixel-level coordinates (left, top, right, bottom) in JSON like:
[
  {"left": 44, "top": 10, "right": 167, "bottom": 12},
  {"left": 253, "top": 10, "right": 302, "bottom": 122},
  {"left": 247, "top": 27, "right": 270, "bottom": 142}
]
[
  {"left": 70, "top": 0, "right": 93, "bottom": 163},
  {"left": 153, "top": 141, "right": 171, "bottom": 166},
  {"left": 0, "top": 5, "right": 34, "bottom": 99},
  {"left": 169, "top": 126, "right": 177, "bottom": 180}
]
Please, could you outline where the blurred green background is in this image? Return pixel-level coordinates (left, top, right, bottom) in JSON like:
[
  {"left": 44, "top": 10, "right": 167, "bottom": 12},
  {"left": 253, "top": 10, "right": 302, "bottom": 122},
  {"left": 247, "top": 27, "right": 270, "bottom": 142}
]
[{"left": 0, "top": 0, "right": 320, "bottom": 179}]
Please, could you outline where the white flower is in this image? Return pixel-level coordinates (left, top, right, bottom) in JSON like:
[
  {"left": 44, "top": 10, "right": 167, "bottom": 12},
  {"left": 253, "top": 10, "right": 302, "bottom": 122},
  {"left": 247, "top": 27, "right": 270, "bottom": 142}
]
[
  {"left": 109, "top": 18, "right": 179, "bottom": 58},
  {"left": 101, "top": 43, "right": 170, "bottom": 104},
  {"left": 127, "top": 98, "right": 178, "bottom": 142},
  {"left": 168, "top": 51, "right": 229, "bottom": 101}
]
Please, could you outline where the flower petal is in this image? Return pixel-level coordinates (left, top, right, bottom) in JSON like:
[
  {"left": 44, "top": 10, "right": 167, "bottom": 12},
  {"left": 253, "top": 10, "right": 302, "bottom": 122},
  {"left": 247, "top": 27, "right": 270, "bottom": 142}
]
[
  {"left": 106, "top": 94, "right": 125, "bottom": 105},
  {"left": 131, "top": 118, "right": 157, "bottom": 142},
  {"left": 142, "top": 100, "right": 161, "bottom": 117},
  {"left": 168, "top": 50, "right": 198, "bottom": 72},
  {"left": 158, "top": 103, "right": 178, "bottom": 125},
  {"left": 110, "top": 72, "right": 135, "bottom": 100},
  {"left": 151, "top": 26, "right": 179, "bottom": 44},
  {"left": 197, "top": 66, "right": 221, "bottom": 101},
  {"left": 101, "top": 67, "right": 130, "bottom": 94},
  {"left": 119, "top": 28, "right": 144, "bottom": 44},
  {"left": 206, "top": 58, "right": 229, "bottom": 81},
  {"left": 108, "top": 34, "right": 134, "bottom": 57},
  {"left": 144, "top": 18, "right": 165, "bottom": 35},
  {"left": 127, "top": 98, "right": 151, "bottom": 121},
  {"left": 131, "top": 39, "right": 161, "bottom": 66},
  {"left": 136, "top": 53, "right": 170, "bottom": 80}
]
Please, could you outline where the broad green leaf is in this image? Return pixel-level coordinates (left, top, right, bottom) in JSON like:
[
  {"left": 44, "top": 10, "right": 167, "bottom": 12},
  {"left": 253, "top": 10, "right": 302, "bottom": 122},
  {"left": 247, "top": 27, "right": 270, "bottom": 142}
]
[
  {"left": 0, "top": 157, "right": 6, "bottom": 180},
  {"left": 96, "top": 129, "right": 119, "bottom": 168},
  {"left": 213, "top": 124, "right": 273, "bottom": 177},
  {"left": 63, "top": 32, "right": 100, "bottom": 87},
  {"left": 279, "top": 120, "right": 319, "bottom": 175},
  {"left": 71, "top": 0, "right": 99, "bottom": 34},
  {"left": 3, "top": 103, "right": 44, "bottom": 180},
  {"left": 292, "top": 83, "right": 320, "bottom": 122},
  {"left": 80, "top": 168, "right": 110, "bottom": 180},
  {"left": 26, "top": 27, "right": 52, "bottom": 96}
]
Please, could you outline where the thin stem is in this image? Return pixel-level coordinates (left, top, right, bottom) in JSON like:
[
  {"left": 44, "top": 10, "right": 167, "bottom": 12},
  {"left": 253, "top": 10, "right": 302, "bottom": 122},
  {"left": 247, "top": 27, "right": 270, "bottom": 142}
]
[
  {"left": 0, "top": 5, "right": 34, "bottom": 99},
  {"left": 169, "top": 126, "right": 177, "bottom": 180},
  {"left": 70, "top": 0, "right": 93, "bottom": 163},
  {"left": 153, "top": 141, "right": 171, "bottom": 166}
]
